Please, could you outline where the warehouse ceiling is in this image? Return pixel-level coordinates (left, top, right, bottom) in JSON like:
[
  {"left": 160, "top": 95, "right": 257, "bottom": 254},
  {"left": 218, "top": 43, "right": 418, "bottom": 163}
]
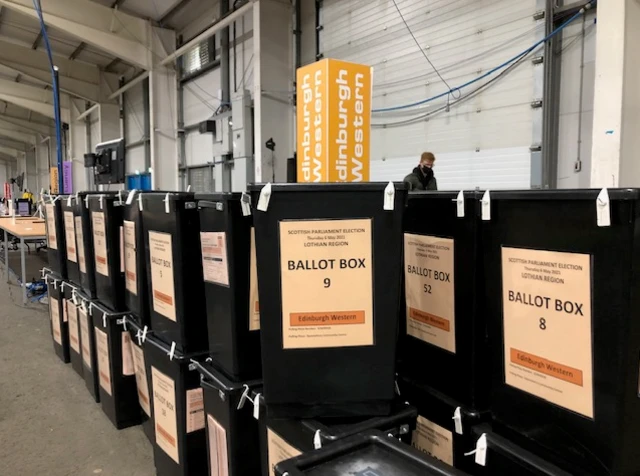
[{"left": 0, "top": 0, "right": 211, "bottom": 159}]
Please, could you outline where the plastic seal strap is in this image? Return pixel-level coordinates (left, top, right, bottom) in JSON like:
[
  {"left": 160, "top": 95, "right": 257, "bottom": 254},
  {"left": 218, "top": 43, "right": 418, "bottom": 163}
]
[
  {"left": 66, "top": 195, "right": 72, "bottom": 207},
  {"left": 121, "top": 316, "right": 128, "bottom": 331},
  {"left": 481, "top": 190, "right": 491, "bottom": 221},
  {"left": 313, "top": 430, "right": 322, "bottom": 450},
  {"left": 138, "top": 193, "right": 143, "bottom": 211},
  {"left": 84, "top": 195, "right": 90, "bottom": 208},
  {"left": 141, "top": 325, "right": 148, "bottom": 343},
  {"left": 253, "top": 393, "right": 261, "bottom": 420},
  {"left": 102, "top": 312, "right": 107, "bottom": 328},
  {"left": 596, "top": 188, "right": 611, "bottom": 227},
  {"left": 136, "top": 329, "right": 143, "bottom": 346},
  {"left": 240, "top": 192, "right": 252, "bottom": 216},
  {"left": 257, "top": 183, "right": 272, "bottom": 212},
  {"left": 187, "top": 184, "right": 192, "bottom": 192},
  {"left": 117, "top": 190, "right": 123, "bottom": 205},
  {"left": 163, "top": 193, "right": 171, "bottom": 214},
  {"left": 53, "top": 279, "right": 57, "bottom": 290},
  {"left": 126, "top": 189, "right": 137, "bottom": 205},
  {"left": 237, "top": 385, "right": 251, "bottom": 410},
  {"left": 72, "top": 289, "right": 78, "bottom": 305},
  {"left": 395, "top": 379, "right": 401, "bottom": 396},
  {"left": 99, "top": 194, "right": 104, "bottom": 210},
  {"left": 88, "top": 301, "right": 95, "bottom": 316},
  {"left": 168, "top": 341, "right": 176, "bottom": 360},
  {"left": 465, "top": 433, "right": 487, "bottom": 466},
  {"left": 383, "top": 182, "right": 395, "bottom": 211},
  {"left": 454, "top": 191, "right": 465, "bottom": 218},
  {"left": 453, "top": 407, "right": 463, "bottom": 435}
]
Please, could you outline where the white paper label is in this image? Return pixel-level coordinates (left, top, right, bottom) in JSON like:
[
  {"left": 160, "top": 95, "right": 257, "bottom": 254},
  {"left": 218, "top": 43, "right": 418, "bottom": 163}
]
[
  {"left": 186, "top": 388, "right": 205, "bottom": 433},
  {"left": 79, "top": 307, "right": 91, "bottom": 368},
  {"left": 267, "top": 429, "right": 301, "bottom": 476},
  {"left": 123, "top": 220, "right": 137, "bottom": 295},
  {"left": 95, "top": 327, "right": 112, "bottom": 396},
  {"left": 131, "top": 342, "right": 151, "bottom": 417},
  {"left": 149, "top": 231, "right": 176, "bottom": 322},
  {"left": 119, "top": 225, "right": 125, "bottom": 273},
  {"left": 152, "top": 366, "right": 179, "bottom": 463},
  {"left": 62, "top": 298, "right": 68, "bottom": 323},
  {"left": 207, "top": 414, "right": 229, "bottom": 476},
  {"left": 75, "top": 216, "right": 86, "bottom": 273},
  {"left": 121, "top": 332, "right": 134, "bottom": 376},
  {"left": 412, "top": 416, "right": 454, "bottom": 466},
  {"left": 68, "top": 301, "right": 80, "bottom": 353},
  {"left": 201, "top": 232, "right": 230, "bottom": 286},
  {"left": 64, "top": 211, "right": 77, "bottom": 262},
  {"left": 50, "top": 296, "right": 61, "bottom": 345},
  {"left": 45, "top": 203, "right": 57, "bottom": 249},
  {"left": 92, "top": 211, "right": 109, "bottom": 277}
]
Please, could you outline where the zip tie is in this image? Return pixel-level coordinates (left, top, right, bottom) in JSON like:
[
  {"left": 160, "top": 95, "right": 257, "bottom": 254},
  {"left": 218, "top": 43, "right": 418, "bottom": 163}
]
[
  {"left": 102, "top": 312, "right": 107, "bottom": 328},
  {"left": 72, "top": 289, "right": 78, "bottom": 305},
  {"left": 117, "top": 190, "right": 123, "bottom": 205},
  {"left": 75, "top": 192, "right": 79, "bottom": 202},
  {"left": 454, "top": 191, "right": 465, "bottom": 217},
  {"left": 122, "top": 317, "right": 128, "bottom": 331},
  {"left": 53, "top": 280, "right": 57, "bottom": 289},
  {"left": 257, "top": 183, "right": 272, "bottom": 212},
  {"left": 168, "top": 341, "right": 176, "bottom": 361},
  {"left": 138, "top": 193, "right": 144, "bottom": 211},
  {"left": 395, "top": 380, "right": 401, "bottom": 396},
  {"left": 465, "top": 433, "right": 487, "bottom": 466},
  {"left": 187, "top": 184, "right": 192, "bottom": 192},
  {"left": 164, "top": 193, "right": 171, "bottom": 214},
  {"left": 481, "top": 190, "right": 491, "bottom": 221},
  {"left": 84, "top": 195, "right": 90, "bottom": 208},
  {"left": 313, "top": 430, "right": 322, "bottom": 449},
  {"left": 240, "top": 192, "right": 252, "bottom": 216},
  {"left": 253, "top": 393, "right": 261, "bottom": 420},
  {"left": 67, "top": 195, "right": 72, "bottom": 207},
  {"left": 453, "top": 407, "right": 463, "bottom": 435},
  {"left": 60, "top": 282, "right": 65, "bottom": 292},
  {"left": 88, "top": 302, "right": 95, "bottom": 316},
  {"left": 383, "top": 182, "right": 395, "bottom": 211},
  {"left": 136, "top": 329, "right": 142, "bottom": 346},
  {"left": 142, "top": 326, "right": 148, "bottom": 343},
  {"left": 237, "top": 385, "right": 251, "bottom": 410},
  {"left": 596, "top": 188, "right": 610, "bottom": 227},
  {"left": 126, "top": 189, "right": 137, "bottom": 205},
  {"left": 99, "top": 195, "right": 104, "bottom": 210}
]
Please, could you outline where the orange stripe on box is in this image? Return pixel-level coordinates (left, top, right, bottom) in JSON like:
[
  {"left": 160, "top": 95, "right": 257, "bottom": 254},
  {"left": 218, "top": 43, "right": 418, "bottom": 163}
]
[
  {"left": 156, "top": 424, "right": 176, "bottom": 447},
  {"left": 409, "top": 308, "right": 451, "bottom": 332},
  {"left": 254, "top": 301, "right": 260, "bottom": 313},
  {"left": 126, "top": 271, "right": 136, "bottom": 280},
  {"left": 290, "top": 311, "right": 365, "bottom": 327},
  {"left": 510, "top": 348, "right": 583, "bottom": 386},
  {"left": 96, "top": 256, "right": 107, "bottom": 264},
  {"left": 154, "top": 290, "right": 173, "bottom": 305},
  {"left": 138, "top": 390, "right": 149, "bottom": 405},
  {"left": 100, "top": 371, "right": 110, "bottom": 384}
]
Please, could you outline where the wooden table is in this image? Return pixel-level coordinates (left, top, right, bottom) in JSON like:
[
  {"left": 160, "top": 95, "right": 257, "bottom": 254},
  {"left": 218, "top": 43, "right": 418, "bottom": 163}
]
[{"left": 0, "top": 217, "right": 47, "bottom": 304}]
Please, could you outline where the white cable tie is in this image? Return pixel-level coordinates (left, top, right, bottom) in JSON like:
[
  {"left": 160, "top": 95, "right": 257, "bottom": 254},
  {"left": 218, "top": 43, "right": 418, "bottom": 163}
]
[
  {"left": 257, "top": 183, "right": 272, "bottom": 212},
  {"left": 596, "top": 188, "right": 611, "bottom": 227},
  {"left": 313, "top": 430, "right": 322, "bottom": 450},
  {"left": 142, "top": 326, "right": 148, "bottom": 343},
  {"left": 75, "top": 192, "right": 79, "bottom": 202},
  {"left": 187, "top": 184, "right": 192, "bottom": 192},
  {"left": 383, "top": 182, "right": 395, "bottom": 211},
  {"left": 117, "top": 190, "right": 123, "bottom": 205},
  {"left": 240, "top": 192, "right": 252, "bottom": 216},
  {"left": 395, "top": 380, "right": 401, "bottom": 396},
  {"left": 126, "top": 189, "right": 137, "bottom": 205},
  {"left": 453, "top": 407, "right": 463, "bottom": 435},
  {"left": 454, "top": 191, "right": 465, "bottom": 217},
  {"left": 60, "top": 282, "right": 65, "bottom": 292},
  {"left": 237, "top": 385, "right": 251, "bottom": 410},
  {"left": 136, "top": 329, "right": 142, "bottom": 346},
  {"left": 138, "top": 193, "right": 144, "bottom": 211},
  {"left": 53, "top": 280, "right": 57, "bottom": 289},
  {"left": 253, "top": 393, "right": 261, "bottom": 420},
  {"left": 84, "top": 195, "right": 90, "bottom": 208},
  {"left": 99, "top": 194, "right": 104, "bottom": 210},
  {"left": 102, "top": 312, "right": 107, "bottom": 328},
  {"left": 168, "top": 341, "right": 176, "bottom": 361},
  {"left": 88, "top": 302, "right": 95, "bottom": 316},
  {"left": 122, "top": 317, "right": 128, "bottom": 331},
  {"left": 481, "top": 190, "right": 491, "bottom": 221},
  {"left": 465, "top": 433, "right": 487, "bottom": 466},
  {"left": 67, "top": 195, "right": 72, "bottom": 207},
  {"left": 72, "top": 289, "right": 78, "bottom": 305},
  {"left": 164, "top": 193, "right": 171, "bottom": 214}
]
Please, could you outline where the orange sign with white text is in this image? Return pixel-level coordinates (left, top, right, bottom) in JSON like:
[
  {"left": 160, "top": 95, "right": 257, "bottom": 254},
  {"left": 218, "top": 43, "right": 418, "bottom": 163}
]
[{"left": 296, "top": 58, "right": 372, "bottom": 183}]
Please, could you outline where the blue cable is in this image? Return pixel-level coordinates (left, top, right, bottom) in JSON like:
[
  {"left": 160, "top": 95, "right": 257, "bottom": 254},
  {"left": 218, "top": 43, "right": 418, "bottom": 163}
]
[
  {"left": 32, "top": 0, "right": 63, "bottom": 193},
  {"left": 373, "top": 1, "right": 595, "bottom": 113}
]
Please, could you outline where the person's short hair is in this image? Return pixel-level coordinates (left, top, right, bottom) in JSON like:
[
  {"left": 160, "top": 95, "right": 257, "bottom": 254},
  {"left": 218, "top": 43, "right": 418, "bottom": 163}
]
[{"left": 420, "top": 152, "right": 436, "bottom": 163}]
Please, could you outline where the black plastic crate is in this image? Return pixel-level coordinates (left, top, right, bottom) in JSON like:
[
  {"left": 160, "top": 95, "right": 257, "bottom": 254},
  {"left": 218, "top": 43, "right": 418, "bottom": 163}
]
[
  {"left": 275, "top": 430, "right": 470, "bottom": 476},
  {"left": 87, "top": 193, "right": 126, "bottom": 312},
  {"left": 399, "top": 191, "right": 489, "bottom": 410},
  {"left": 196, "top": 361, "right": 262, "bottom": 476},
  {"left": 141, "top": 330, "right": 209, "bottom": 476},
  {"left": 249, "top": 182, "right": 407, "bottom": 418},
  {"left": 91, "top": 301, "right": 141, "bottom": 429},
  {"left": 123, "top": 190, "right": 151, "bottom": 326},
  {"left": 397, "top": 374, "right": 488, "bottom": 473},
  {"left": 259, "top": 396, "right": 417, "bottom": 476},
  {"left": 44, "top": 195, "right": 67, "bottom": 278},
  {"left": 77, "top": 191, "right": 102, "bottom": 298},
  {"left": 196, "top": 193, "right": 261, "bottom": 380},
  {"left": 483, "top": 189, "right": 640, "bottom": 475},
  {"left": 46, "top": 273, "right": 69, "bottom": 363},
  {"left": 140, "top": 192, "right": 207, "bottom": 353},
  {"left": 75, "top": 290, "right": 100, "bottom": 403},
  {"left": 61, "top": 195, "right": 81, "bottom": 285},
  {"left": 468, "top": 424, "right": 573, "bottom": 476},
  {"left": 66, "top": 283, "right": 84, "bottom": 378}
]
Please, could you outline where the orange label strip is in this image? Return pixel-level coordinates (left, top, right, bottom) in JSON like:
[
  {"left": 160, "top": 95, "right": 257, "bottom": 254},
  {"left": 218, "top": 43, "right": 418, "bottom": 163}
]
[
  {"left": 154, "top": 291, "right": 174, "bottom": 305},
  {"left": 96, "top": 256, "right": 107, "bottom": 264},
  {"left": 157, "top": 424, "right": 177, "bottom": 447},
  {"left": 290, "top": 311, "right": 365, "bottom": 327},
  {"left": 138, "top": 390, "right": 149, "bottom": 405},
  {"left": 510, "top": 348, "right": 583, "bottom": 386},
  {"left": 409, "top": 308, "right": 451, "bottom": 332}
]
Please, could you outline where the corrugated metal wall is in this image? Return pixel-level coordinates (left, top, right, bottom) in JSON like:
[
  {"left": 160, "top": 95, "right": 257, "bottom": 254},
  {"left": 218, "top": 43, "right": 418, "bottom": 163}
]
[{"left": 320, "top": 0, "right": 539, "bottom": 189}]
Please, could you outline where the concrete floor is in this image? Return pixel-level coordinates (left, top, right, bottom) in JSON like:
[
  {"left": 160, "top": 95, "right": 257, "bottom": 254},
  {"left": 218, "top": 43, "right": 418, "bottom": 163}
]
[{"left": 0, "top": 280, "right": 155, "bottom": 476}]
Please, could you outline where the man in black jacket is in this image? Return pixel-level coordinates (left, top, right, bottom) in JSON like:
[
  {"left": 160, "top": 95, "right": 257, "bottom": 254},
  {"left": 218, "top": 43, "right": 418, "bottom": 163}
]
[{"left": 403, "top": 152, "right": 438, "bottom": 190}]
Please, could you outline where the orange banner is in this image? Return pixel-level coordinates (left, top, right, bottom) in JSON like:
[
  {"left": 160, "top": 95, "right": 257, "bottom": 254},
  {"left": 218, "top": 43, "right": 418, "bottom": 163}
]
[
  {"left": 409, "top": 308, "right": 451, "bottom": 332},
  {"left": 510, "top": 348, "right": 584, "bottom": 386},
  {"left": 296, "top": 58, "right": 372, "bottom": 183}
]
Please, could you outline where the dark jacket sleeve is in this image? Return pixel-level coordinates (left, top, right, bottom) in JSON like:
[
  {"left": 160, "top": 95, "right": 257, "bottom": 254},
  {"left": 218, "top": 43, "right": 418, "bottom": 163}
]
[
  {"left": 427, "top": 177, "right": 438, "bottom": 191},
  {"left": 403, "top": 173, "right": 424, "bottom": 191}
]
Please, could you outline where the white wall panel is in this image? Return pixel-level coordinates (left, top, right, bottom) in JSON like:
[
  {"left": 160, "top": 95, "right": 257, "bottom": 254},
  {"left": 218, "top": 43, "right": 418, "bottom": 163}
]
[
  {"left": 185, "top": 131, "right": 215, "bottom": 167},
  {"left": 557, "top": 11, "right": 596, "bottom": 189},
  {"left": 127, "top": 145, "right": 146, "bottom": 175},
  {"left": 321, "top": 0, "right": 539, "bottom": 188},
  {"left": 183, "top": 70, "right": 222, "bottom": 126},
  {"left": 124, "top": 82, "right": 146, "bottom": 143}
]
